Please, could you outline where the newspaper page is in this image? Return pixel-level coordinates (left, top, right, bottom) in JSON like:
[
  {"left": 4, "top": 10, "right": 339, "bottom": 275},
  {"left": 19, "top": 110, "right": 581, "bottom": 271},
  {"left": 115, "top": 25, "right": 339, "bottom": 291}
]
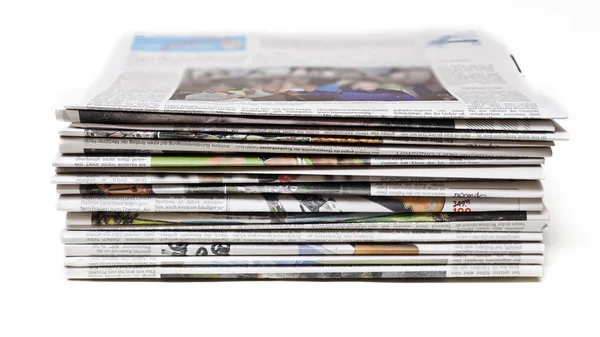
[
  {"left": 61, "top": 230, "right": 544, "bottom": 244},
  {"left": 65, "top": 265, "right": 544, "bottom": 279},
  {"left": 64, "top": 255, "right": 545, "bottom": 267},
  {"left": 66, "top": 122, "right": 569, "bottom": 143},
  {"left": 65, "top": 219, "right": 548, "bottom": 232},
  {"left": 58, "top": 137, "right": 553, "bottom": 157},
  {"left": 68, "top": 120, "right": 569, "bottom": 141},
  {"left": 59, "top": 127, "right": 555, "bottom": 148},
  {"left": 57, "top": 111, "right": 556, "bottom": 131},
  {"left": 52, "top": 155, "right": 546, "bottom": 168},
  {"left": 56, "top": 180, "right": 544, "bottom": 198},
  {"left": 64, "top": 242, "right": 546, "bottom": 256},
  {"left": 57, "top": 195, "right": 544, "bottom": 213},
  {"left": 64, "top": 31, "right": 567, "bottom": 120},
  {"left": 54, "top": 165, "right": 546, "bottom": 180},
  {"left": 51, "top": 174, "right": 477, "bottom": 185},
  {"left": 65, "top": 209, "right": 549, "bottom": 232}
]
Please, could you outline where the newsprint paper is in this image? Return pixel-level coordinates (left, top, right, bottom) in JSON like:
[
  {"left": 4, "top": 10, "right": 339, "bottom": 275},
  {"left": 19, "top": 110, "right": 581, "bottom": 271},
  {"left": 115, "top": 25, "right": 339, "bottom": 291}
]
[
  {"left": 64, "top": 255, "right": 545, "bottom": 267},
  {"left": 61, "top": 230, "right": 544, "bottom": 243},
  {"left": 57, "top": 195, "right": 544, "bottom": 212},
  {"left": 58, "top": 137, "right": 553, "bottom": 157},
  {"left": 59, "top": 111, "right": 556, "bottom": 131},
  {"left": 65, "top": 209, "right": 549, "bottom": 232},
  {"left": 64, "top": 31, "right": 567, "bottom": 120},
  {"left": 59, "top": 127, "right": 555, "bottom": 148},
  {"left": 65, "top": 265, "right": 544, "bottom": 279},
  {"left": 64, "top": 242, "right": 546, "bottom": 256},
  {"left": 53, "top": 154, "right": 546, "bottom": 168},
  {"left": 67, "top": 121, "right": 569, "bottom": 141},
  {"left": 54, "top": 165, "right": 546, "bottom": 180},
  {"left": 55, "top": 180, "right": 544, "bottom": 198},
  {"left": 51, "top": 174, "right": 477, "bottom": 185}
]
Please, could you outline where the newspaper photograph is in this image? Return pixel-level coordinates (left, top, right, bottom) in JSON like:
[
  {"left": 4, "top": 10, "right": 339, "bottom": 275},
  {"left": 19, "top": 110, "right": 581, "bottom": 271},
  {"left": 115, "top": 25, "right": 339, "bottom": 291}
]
[
  {"left": 57, "top": 195, "right": 544, "bottom": 213},
  {"left": 52, "top": 154, "right": 546, "bottom": 168},
  {"left": 65, "top": 209, "right": 549, "bottom": 232},
  {"left": 62, "top": 230, "right": 544, "bottom": 244},
  {"left": 65, "top": 265, "right": 544, "bottom": 279},
  {"left": 69, "top": 120, "right": 569, "bottom": 141},
  {"left": 60, "top": 127, "right": 554, "bottom": 148},
  {"left": 51, "top": 173, "right": 475, "bottom": 185},
  {"left": 64, "top": 254, "right": 545, "bottom": 267},
  {"left": 58, "top": 110, "right": 556, "bottom": 131},
  {"left": 59, "top": 137, "right": 553, "bottom": 157},
  {"left": 54, "top": 165, "right": 545, "bottom": 180},
  {"left": 64, "top": 242, "right": 546, "bottom": 256},
  {"left": 56, "top": 180, "right": 544, "bottom": 198},
  {"left": 64, "top": 31, "right": 567, "bottom": 121}
]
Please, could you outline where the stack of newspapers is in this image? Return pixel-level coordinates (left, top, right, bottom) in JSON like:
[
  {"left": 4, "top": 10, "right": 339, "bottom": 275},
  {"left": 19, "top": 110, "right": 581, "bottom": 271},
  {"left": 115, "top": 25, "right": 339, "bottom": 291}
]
[{"left": 53, "top": 31, "right": 568, "bottom": 280}]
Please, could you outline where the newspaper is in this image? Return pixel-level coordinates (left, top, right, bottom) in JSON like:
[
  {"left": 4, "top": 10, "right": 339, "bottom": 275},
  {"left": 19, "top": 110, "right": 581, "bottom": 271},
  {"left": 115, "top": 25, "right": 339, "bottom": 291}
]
[
  {"left": 58, "top": 111, "right": 556, "bottom": 131},
  {"left": 57, "top": 195, "right": 544, "bottom": 213},
  {"left": 64, "top": 31, "right": 567, "bottom": 120},
  {"left": 65, "top": 265, "right": 544, "bottom": 279},
  {"left": 56, "top": 180, "right": 544, "bottom": 198},
  {"left": 53, "top": 165, "right": 545, "bottom": 180},
  {"left": 64, "top": 242, "right": 546, "bottom": 256},
  {"left": 64, "top": 255, "right": 545, "bottom": 267},
  {"left": 51, "top": 173, "right": 477, "bottom": 185},
  {"left": 66, "top": 220, "right": 548, "bottom": 232},
  {"left": 59, "top": 127, "right": 555, "bottom": 148},
  {"left": 59, "top": 137, "right": 553, "bottom": 157},
  {"left": 62, "top": 230, "right": 543, "bottom": 244},
  {"left": 65, "top": 209, "right": 549, "bottom": 232},
  {"left": 69, "top": 120, "right": 569, "bottom": 141},
  {"left": 52, "top": 155, "right": 546, "bottom": 168}
]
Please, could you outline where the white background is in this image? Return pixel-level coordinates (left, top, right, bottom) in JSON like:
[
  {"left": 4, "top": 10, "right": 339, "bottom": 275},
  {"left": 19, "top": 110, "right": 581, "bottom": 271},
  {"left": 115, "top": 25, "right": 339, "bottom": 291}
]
[{"left": 1, "top": 0, "right": 597, "bottom": 335}]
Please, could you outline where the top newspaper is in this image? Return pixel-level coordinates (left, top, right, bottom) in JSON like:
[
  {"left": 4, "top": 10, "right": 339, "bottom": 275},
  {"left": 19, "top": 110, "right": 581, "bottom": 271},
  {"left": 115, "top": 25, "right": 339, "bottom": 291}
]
[{"left": 64, "top": 31, "right": 567, "bottom": 119}]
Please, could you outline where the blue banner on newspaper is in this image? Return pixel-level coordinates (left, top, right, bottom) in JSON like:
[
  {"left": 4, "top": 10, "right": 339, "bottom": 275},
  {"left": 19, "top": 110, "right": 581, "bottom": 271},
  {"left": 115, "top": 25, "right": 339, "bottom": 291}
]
[{"left": 131, "top": 36, "right": 246, "bottom": 52}]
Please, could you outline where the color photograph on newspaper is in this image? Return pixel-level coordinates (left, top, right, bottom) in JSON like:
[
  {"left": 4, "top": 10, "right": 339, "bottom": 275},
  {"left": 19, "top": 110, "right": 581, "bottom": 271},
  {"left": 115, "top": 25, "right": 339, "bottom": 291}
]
[{"left": 169, "top": 67, "right": 458, "bottom": 102}]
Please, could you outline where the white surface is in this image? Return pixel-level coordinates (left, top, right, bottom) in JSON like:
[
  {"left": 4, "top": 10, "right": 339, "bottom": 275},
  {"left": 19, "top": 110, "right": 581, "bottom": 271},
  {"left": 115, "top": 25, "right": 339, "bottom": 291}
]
[{"left": 0, "top": 0, "right": 596, "bottom": 336}]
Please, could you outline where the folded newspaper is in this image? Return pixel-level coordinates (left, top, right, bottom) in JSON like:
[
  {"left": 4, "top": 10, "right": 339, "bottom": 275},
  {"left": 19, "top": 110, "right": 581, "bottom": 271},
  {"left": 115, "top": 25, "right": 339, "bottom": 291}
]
[
  {"left": 56, "top": 180, "right": 544, "bottom": 198},
  {"left": 64, "top": 31, "right": 567, "bottom": 120},
  {"left": 65, "top": 209, "right": 549, "bottom": 232},
  {"left": 53, "top": 30, "right": 569, "bottom": 280}
]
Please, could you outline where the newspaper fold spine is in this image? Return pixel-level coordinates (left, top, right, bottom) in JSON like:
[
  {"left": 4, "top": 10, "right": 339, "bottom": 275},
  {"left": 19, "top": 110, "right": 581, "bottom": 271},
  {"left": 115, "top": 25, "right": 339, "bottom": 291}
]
[
  {"left": 56, "top": 180, "right": 544, "bottom": 198},
  {"left": 58, "top": 137, "right": 553, "bottom": 157},
  {"left": 54, "top": 165, "right": 546, "bottom": 180},
  {"left": 51, "top": 174, "right": 482, "bottom": 184},
  {"left": 64, "top": 255, "right": 545, "bottom": 267},
  {"left": 65, "top": 265, "right": 544, "bottom": 279},
  {"left": 66, "top": 209, "right": 549, "bottom": 232},
  {"left": 68, "top": 121, "right": 569, "bottom": 141},
  {"left": 53, "top": 155, "right": 546, "bottom": 167},
  {"left": 66, "top": 221, "right": 548, "bottom": 232},
  {"left": 64, "top": 242, "right": 546, "bottom": 256},
  {"left": 57, "top": 110, "right": 557, "bottom": 130},
  {"left": 59, "top": 127, "right": 555, "bottom": 148},
  {"left": 61, "top": 230, "right": 544, "bottom": 244},
  {"left": 57, "top": 195, "right": 544, "bottom": 213}
]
